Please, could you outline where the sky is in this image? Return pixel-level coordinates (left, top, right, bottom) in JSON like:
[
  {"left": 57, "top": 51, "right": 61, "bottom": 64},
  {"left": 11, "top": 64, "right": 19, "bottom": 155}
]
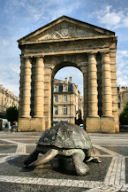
[{"left": 0, "top": 0, "right": 128, "bottom": 96}]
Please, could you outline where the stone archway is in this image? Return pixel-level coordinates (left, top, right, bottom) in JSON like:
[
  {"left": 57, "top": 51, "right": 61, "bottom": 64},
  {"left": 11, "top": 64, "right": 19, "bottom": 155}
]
[
  {"left": 18, "top": 16, "right": 119, "bottom": 133},
  {"left": 51, "top": 61, "right": 84, "bottom": 126}
]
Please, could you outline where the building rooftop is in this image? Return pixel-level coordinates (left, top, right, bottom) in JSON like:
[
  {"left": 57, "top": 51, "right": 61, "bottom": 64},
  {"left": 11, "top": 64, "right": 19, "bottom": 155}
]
[{"left": 0, "top": 84, "right": 19, "bottom": 100}]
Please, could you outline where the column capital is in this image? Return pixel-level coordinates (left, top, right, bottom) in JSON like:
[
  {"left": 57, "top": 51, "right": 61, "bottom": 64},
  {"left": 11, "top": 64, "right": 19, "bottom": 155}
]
[
  {"left": 88, "top": 52, "right": 97, "bottom": 57},
  {"left": 36, "top": 56, "right": 43, "bottom": 61},
  {"left": 101, "top": 52, "right": 111, "bottom": 64},
  {"left": 100, "top": 51, "right": 110, "bottom": 56},
  {"left": 22, "top": 55, "right": 32, "bottom": 59},
  {"left": 35, "top": 55, "right": 44, "bottom": 59},
  {"left": 25, "top": 56, "right": 31, "bottom": 60}
]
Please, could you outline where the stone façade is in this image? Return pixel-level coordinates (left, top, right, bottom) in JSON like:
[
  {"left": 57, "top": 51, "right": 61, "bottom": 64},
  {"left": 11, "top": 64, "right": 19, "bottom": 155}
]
[{"left": 18, "top": 16, "right": 119, "bottom": 133}]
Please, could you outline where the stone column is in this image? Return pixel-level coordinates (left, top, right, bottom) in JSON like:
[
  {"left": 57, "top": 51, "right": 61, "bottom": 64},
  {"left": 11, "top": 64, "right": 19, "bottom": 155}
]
[
  {"left": 21, "top": 57, "right": 31, "bottom": 118},
  {"left": 81, "top": 65, "right": 88, "bottom": 130},
  {"left": 19, "top": 56, "right": 24, "bottom": 117},
  {"left": 33, "top": 57, "right": 44, "bottom": 117},
  {"left": 43, "top": 66, "right": 52, "bottom": 129},
  {"left": 87, "top": 53, "right": 98, "bottom": 117},
  {"left": 83, "top": 67, "right": 88, "bottom": 118},
  {"left": 102, "top": 52, "right": 112, "bottom": 116}
]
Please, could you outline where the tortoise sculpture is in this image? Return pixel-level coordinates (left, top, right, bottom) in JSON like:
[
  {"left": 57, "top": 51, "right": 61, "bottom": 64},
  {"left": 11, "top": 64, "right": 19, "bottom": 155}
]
[{"left": 24, "top": 122, "right": 100, "bottom": 175}]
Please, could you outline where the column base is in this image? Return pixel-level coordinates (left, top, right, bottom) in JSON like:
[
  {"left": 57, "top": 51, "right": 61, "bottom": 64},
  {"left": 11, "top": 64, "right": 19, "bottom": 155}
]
[
  {"left": 44, "top": 116, "right": 51, "bottom": 130},
  {"left": 86, "top": 116, "right": 100, "bottom": 132},
  {"left": 31, "top": 117, "right": 45, "bottom": 132},
  {"left": 18, "top": 117, "right": 45, "bottom": 132},
  {"left": 18, "top": 118, "right": 31, "bottom": 132},
  {"left": 86, "top": 116, "right": 116, "bottom": 133},
  {"left": 100, "top": 116, "right": 115, "bottom": 133}
]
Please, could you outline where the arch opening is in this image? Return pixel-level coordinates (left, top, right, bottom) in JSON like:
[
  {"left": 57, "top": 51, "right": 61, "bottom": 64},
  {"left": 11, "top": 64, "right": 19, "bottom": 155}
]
[{"left": 51, "top": 63, "right": 84, "bottom": 128}]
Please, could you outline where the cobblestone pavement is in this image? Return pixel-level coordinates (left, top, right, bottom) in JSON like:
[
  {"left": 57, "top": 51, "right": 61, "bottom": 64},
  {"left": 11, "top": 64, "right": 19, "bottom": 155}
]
[{"left": 0, "top": 131, "right": 128, "bottom": 192}]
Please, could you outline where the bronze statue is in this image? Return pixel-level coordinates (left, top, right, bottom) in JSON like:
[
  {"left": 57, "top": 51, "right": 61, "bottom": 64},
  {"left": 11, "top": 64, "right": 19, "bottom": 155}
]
[{"left": 24, "top": 122, "right": 101, "bottom": 175}]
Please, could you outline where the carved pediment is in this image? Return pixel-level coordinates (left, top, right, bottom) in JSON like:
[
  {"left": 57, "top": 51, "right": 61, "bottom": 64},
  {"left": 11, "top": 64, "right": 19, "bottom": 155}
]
[
  {"left": 37, "top": 21, "right": 104, "bottom": 41},
  {"left": 18, "top": 16, "right": 115, "bottom": 43}
]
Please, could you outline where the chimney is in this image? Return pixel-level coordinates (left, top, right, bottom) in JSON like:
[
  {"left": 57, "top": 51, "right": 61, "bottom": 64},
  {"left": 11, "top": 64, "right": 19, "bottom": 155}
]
[
  {"left": 65, "top": 77, "right": 68, "bottom": 84},
  {"left": 69, "top": 77, "right": 72, "bottom": 83}
]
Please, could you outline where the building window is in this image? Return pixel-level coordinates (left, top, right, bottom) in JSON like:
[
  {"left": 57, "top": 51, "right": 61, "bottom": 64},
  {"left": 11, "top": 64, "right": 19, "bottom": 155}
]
[
  {"left": 54, "top": 95, "right": 58, "bottom": 102},
  {"left": 54, "top": 106, "right": 58, "bottom": 115},
  {"left": 63, "top": 105, "right": 67, "bottom": 115},
  {"left": 63, "top": 95, "right": 67, "bottom": 102},
  {"left": 63, "top": 85, "right": 67, "bottom": 92},
  {"left": 54, "top": 86, "right": 58, "bottom": 92}
]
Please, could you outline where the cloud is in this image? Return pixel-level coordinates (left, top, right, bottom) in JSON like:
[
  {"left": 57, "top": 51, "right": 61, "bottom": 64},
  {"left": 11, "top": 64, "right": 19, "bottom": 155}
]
[
  {"left": 116, "top": 50, "right": 128, "bottom": 86},
  {"left": 0, "top": 58, "right": 20, "bottom": 96},
  {"left": 2, "top": 39, "right": 9, "bottom": 47},
  {"left": 48, "top": 1, "right": 81, "bottom": 20},
  {"left": 6, "top": 0, "right": 80, "bottom": 23},
  {"left": 94, "top": 5, "right": 128, "bottom": 29}
]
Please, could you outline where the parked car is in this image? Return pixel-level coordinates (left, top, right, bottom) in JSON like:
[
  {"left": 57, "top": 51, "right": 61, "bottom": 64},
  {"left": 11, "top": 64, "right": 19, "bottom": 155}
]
[{"left": 80, "top": 124, "right": 83, "bottom": 128}]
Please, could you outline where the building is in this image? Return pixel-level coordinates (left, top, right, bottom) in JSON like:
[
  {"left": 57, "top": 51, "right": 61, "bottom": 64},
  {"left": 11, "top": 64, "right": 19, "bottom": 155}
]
[
  {"left": 0, "top": 84, "right": 19, "bottom": 117},
  {"left": 117, "top": 87, "right": 128, "bottom": 114},
  {"left": 53, "top": 77, "right": 82, "bottom": 124},
  {"left": 18, "top": 16, "right": 119, "bottom": 133}
]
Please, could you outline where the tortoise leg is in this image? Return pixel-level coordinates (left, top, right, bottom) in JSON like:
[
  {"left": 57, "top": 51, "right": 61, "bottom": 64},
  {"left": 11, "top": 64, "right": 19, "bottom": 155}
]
[
  {"left": 86, "top": 156, "right": 101, "bottom": 163},
  {"left": 72, "top": 149, "right": 89, "bottom": 176},
  {"left": 86, "top": 148, "right": 101, "bottom": 163},
  {"left": 29, "top": 149, "right": 59, "bottom": 167},
  {"left": 24, "top": 149, "right": 39, "bottom": 167}
]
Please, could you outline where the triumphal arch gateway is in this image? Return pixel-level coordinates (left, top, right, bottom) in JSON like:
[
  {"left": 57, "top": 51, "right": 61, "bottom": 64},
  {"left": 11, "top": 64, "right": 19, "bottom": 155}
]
[{"left": 18, "top": 16, "right": 119, "bottom": 133}]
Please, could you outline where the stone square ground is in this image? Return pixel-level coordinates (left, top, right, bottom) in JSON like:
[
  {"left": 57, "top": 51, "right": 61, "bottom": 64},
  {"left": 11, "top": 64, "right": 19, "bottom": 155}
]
[{"left": 0, "top": 131, "right": 128, "bottom": 192}]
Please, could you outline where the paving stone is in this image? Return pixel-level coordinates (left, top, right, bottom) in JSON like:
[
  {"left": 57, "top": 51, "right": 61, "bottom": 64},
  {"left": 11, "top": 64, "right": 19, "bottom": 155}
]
[
  {"left": 26, "top": 145, "right": 36, "bottom": 153},
  {"left": 0, "top": 132, "right": 128, "bottom": 191},
  {"left": 0, "top": 145, "right": 17, "bottom": 153},
  {"left": 102, "top": 146, "right": 128, "bottom": 156},
  {"left": 0, "top": 155, "right": 111, "bottom": 182},
  {"left": 0, "top": 182, "right": 88, "bottom": 192},
  {"left": 0, "top": 140, "right": 13, "bottom": 145}
]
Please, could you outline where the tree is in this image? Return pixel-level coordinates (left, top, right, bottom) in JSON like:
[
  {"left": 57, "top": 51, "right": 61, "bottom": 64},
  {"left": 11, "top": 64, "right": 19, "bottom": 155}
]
[
  {"left": 5, "top": 106, "right": 18, "bottom": 124},
  {"left": 119, "top": 101, "right": 128, "bottom": 125}
]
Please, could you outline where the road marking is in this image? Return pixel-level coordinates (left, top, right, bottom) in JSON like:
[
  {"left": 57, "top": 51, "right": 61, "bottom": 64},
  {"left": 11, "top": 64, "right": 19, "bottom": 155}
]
[
  {"left": 0, "top": 175, "right": 102, "bottom": 188},
  {"left": 104, "top": 156, "right": 126, "bottom": 187},
  {"left": 16, "top": 143, "right": 26, "bottom": 154},
  {"left": 0, "top": 153, "right": 16, "bottom": 156},
  {"left": 120, "top": 156, "right": 125, "bottom": 185},
  {"left": 0, "top": 175, "right": 127, "bottom": 191},
  {"left": 104, "top": 157, "right": 116, "bottom": 184},
  {"left": 1, "top": 139, "right": 20, "bottom": 145},
  {"left": 93, "top": 145, "right": 120, "bottom": 156}
]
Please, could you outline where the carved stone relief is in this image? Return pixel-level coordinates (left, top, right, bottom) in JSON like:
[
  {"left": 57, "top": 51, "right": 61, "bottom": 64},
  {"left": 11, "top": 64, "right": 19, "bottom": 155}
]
[{"left": 38, "top": 21, "right": 102, "bottom": 41}]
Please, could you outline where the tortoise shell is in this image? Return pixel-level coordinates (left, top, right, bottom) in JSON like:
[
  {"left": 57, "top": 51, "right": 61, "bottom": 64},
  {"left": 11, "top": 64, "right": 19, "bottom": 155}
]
[{"left": 38, "top": 122, "right": 92, "bottom": 150}]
